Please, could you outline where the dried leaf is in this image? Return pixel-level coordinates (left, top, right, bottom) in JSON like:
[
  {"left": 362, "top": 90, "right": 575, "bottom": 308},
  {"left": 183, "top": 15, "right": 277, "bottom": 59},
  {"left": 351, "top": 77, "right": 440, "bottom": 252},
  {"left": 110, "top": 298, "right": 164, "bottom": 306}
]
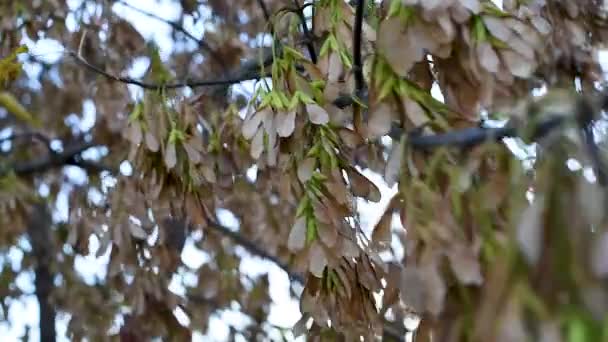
[
  {"left": 129, "top": 224, "right": 147, "bottom": 240},
  {"left": 297, "top": 158, "right": 316, "bottom": 183},
  {"left": 348, "top": 168, "right": 381, "bottom": 202},
  {"left": 501, "top": 50, "right": 535, "bottom": 78},
  {"left": 126, "top": 123, "right": 142, "bottom": 145},
  {"left": 385, "top": 136, "right": 405, "bottom": 187},
  {"left": 317, "top": 222, "right": 337, "bottom": 247},
  {"left": 591, "top": 231, "right": 608, "bottom": 278},
  {"left": 306, "top": 103, "right": 329, "bottom": 125},
  {"left": 292, "top": 314, "right": 310, "bottom": 337},
  {"left": 338, "top": 128, "right": 364, "bottom": 148},
  {"left": 378, "top": 17, "right": 415, "bottom": 76},
  {"left": 326, "top": 178, "right": 350, "bottom": 205},
  {"left": 477, "top": 42, "right": 499, "bottom": 73},
  {"left": 403, "top": 98, "right": 428, "bottom": 127},
  {"left": 420, "top": 262, "right": 446, "bottom": 316},
  {"left": 399, "top": 266, "right": 426, "bottom": 313},
  {"left": 288, "top": 217, "right": 307, "bottom": 252},
  {"left": 242, "top": 107, "right": 268, "bottom": 139},
  {"left": 482, "top": 16, "right": 512, "bottom": 42},
  {"left": 459, "top": 0, "right": 481, "bottom": 13},
  {"left": 371, "top": 209, "right": 392, "bottom": 251},
  {"left": 517, "top": 196, "right": 545, "bottom": 265},
  {"left": 164, "top": 142, "right": 177, "bottom": 169},
  {"left": 309, "top": 242, "right": 327, "bottom": 277},
  {"left": 447, "top": 245, "right": 483, "bottom": 285},
  {"left": 368, "top": 102, "right": 393, "bottom": 139},
  {"left": 183, "top": 141, "right": 201, "bottom": 164},
  {"left": 250, "top": 128, "right": 264, "bottom": 159},
  {"left": 145, "top": 131, "right": 160, "bottom": 152},
  {"left": 578, "top": 178, "right": 605, "bottom": 227},
  {"left": 531, "top": 16, "right": 551, "bottom": 35},
  {"left": 276, "top": 110, "right": 296, "bottom": 137}
]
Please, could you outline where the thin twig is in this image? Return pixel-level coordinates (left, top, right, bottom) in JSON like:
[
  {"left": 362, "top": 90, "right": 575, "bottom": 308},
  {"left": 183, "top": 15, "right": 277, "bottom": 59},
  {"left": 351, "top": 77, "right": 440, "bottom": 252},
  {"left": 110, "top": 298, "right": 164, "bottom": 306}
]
[
  {"left": 207, "top": 218, "right": 305, "bottom": 284},
  {"left": 406, "top": 116, "right": 564, "bottom": 149},
  {"left": 293, "top": 0, "right": 317, "bottom": 64},
  {"left": 256, "top": 0, "right": 272, "bottom": 22},
  {"left": 0, "top": 132, "right": 53, "bottom": 152},
  {"left": 352, "top": 0, "right": 365, "bottom": 97},
  {"left": 3, "top": 140, "right": 99, "bottom": 176},
  {"left": 70, "top": 51, "right": 260, "bottom": 90}
]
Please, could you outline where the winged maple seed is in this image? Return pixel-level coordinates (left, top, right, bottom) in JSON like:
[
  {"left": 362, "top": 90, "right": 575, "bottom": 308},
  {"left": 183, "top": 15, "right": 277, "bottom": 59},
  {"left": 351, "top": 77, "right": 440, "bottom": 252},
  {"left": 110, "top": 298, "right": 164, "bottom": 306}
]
[{"left": 2, "top": 0, "right": 608, "bottom": 341}]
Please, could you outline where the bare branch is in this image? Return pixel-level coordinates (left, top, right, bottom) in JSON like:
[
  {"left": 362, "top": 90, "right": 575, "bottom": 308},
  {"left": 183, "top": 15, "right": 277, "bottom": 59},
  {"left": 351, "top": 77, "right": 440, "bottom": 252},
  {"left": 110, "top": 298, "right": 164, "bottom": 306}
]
[
  {"left": 256, "top": 0, "right": 272, "bottom": 22},
  {"left": 352, "top": 0, "right": 365, "bottom": 97},
  {"left": 406, "top": 116, "right": 565, "bottom": 149},
  {"left": 206, "top": 218, "right": 305, "bottom": 284},
  {"left": 26, "top": 204, "right": 56, "bottom": 342},
  {"left": 293, "top": 0, "right": 317, "bottom": 64},
  {"left": 3, "top": 140, "right": 100, "bottom": 176},
  {"left": 0, "top": 131, "right": 53, "bottom": 152},
  {"left": 70, "top": 51, "right": 260, "bottom": 90}
]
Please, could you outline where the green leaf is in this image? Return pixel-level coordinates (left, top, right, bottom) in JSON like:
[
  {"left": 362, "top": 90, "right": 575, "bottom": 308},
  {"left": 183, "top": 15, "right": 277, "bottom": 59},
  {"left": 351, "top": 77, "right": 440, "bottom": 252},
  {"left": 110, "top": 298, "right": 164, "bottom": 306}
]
[
  {"left": 283, "top": 46, "right": 306, "bottom": 61},
  {"left": 378, "top": 77, "right": 395, "bottom": 101},
  {"left": 168, "top": 128, "right": 185, "bottom": 144},
  {"left": 387, "top": 0, "right": 402, "bottom": 18},
  {"left": 319, "top": 37, "right": 332, "bottom": 57},
  {"left": 306, "top": 217, "right": 317, "bottom": 244},
  {"left": 472, "top": 16, "right": 488, "bottom": 42},
  {"left": 147, "top": 43, "right": 173, "bottom": 84},
  {"left": 296, "top": 196, "right": 310, "bottom": 218},
  {"left": 0, "top": 45, "right": 28, "bottom": 88},
  {"left": 0, "top": 91, "right": 40, "bottom": 127},
  {"left": 128, "top": 102, "right": 144, "bottom": 122}
]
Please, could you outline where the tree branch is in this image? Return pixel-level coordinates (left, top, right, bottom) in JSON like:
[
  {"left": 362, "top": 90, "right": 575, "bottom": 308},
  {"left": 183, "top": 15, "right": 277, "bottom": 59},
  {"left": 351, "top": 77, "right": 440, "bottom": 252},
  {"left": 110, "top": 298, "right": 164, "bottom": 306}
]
[
  {"left": 352, "top": 0, "right": 365, "bottom": 97},
  {"left": 0, "top": 131, "right": 53, "bottom": 154},
  {"left": 206, "top": 218, "right": 305, "bottom": 284},
  {"left": 2, "top": 140, "right": 100, "bottom": 176},
  {"left": 293, "top": 0, "right": 317, "bottom": 64},
  {"left": 406, "top": 116, "right": 564, "bottom": 149},
  {"left": 256, "top": 0, "right": 272, "bottom": 22},
  {"left": 70, "top": 51, "right": 260, "bottom": 90},
  {"left": 26, "top": 203, "right": 56, "bottom": 342}
]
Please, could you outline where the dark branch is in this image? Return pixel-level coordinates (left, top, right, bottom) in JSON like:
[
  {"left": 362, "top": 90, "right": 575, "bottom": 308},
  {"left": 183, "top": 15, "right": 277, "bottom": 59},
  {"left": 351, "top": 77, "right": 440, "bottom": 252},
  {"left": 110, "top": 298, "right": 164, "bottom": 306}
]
[
  {"left": 256, "top": 0, "right": 272, "bottom": 22},
  {"left": 293, "top": 0, "right": 317, "bottom": 64},
  {"left": 0, "top": 131, "right": 53, "bottom": 153},
  {"left": 352, "top": 0, "right": 365, "bottom": 97},
  {"left": 406, "top": 116, "right": 565, "bottom": 149},
  {"left": 26, "top": 204, "right": 56, "bottom": 342},
  {"left": 70, "top": 51, "right": 260, "bottom": 90},
  {"left": 66, "top": 156, "right": 117, "bottom": 174},
  {"left": 2, "top": 140, "right": 100, "bottom": 176},
  {"left": 207, "top": 218, "right": 305, "bottom": 284}
]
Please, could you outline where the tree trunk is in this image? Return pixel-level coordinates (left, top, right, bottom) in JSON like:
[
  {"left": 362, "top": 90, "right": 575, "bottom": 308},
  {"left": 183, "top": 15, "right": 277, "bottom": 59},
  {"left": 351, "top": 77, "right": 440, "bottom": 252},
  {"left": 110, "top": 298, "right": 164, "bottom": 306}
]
[{"left": 26, "top": 203, "right": 56, "bottom": 342}]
